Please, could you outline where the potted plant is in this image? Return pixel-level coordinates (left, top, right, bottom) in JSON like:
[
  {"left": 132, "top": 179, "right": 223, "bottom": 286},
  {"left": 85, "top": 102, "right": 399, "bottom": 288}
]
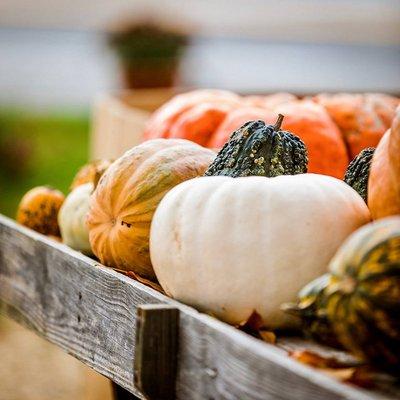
[{"left": 108, "top": 21, "right": 189, "bottom": 89}]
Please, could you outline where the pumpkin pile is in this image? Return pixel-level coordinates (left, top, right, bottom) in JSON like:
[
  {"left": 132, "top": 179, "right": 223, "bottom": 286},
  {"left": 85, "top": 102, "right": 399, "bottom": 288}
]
[
  {"left": 144, "top": 90, "right": 399, "bottom": 179},
  {"left": 15, "top": 94, "right": 400, "bottom": 378}
]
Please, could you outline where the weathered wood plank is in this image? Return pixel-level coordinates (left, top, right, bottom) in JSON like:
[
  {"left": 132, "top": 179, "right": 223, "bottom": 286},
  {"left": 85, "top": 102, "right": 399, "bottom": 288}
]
[
  {"left": 134, "top": 305, "right": 179, "bottom": 400},
  {"left": 0, "top": 214, "right": 396, "bottom": 400}
]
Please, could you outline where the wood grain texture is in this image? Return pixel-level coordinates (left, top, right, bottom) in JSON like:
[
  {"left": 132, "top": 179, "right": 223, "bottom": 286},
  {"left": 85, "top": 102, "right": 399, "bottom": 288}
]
[
  {"left": 0, "top": 214, "right": 397, "bottom": 400},
  {"left": 134, "top": 305, "right": 179, "bottom": 400}
]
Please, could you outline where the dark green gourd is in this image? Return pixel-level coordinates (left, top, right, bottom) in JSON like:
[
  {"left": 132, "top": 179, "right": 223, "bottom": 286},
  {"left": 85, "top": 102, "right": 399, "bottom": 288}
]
[
  {"left": 344, "top": 147, "right": 375, "bottom": 202},
  {"left": 282, "top": 274, "right": 342, "bottom": 349},
  {"left": 205, "top": 115, "right": 308, "bottom": 177}
]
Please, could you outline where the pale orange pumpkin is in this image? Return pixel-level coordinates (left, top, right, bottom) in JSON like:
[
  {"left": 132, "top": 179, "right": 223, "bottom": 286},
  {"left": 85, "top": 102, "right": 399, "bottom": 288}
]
[
  {"left": 314, "top": 93, "right": 400, "bottom": 158},
  {"left": 274, "top": 100, "right": 349, "bottom": 179},
  {"left": 143, "top": 89, "right": 241, "bottom": 140},
  {"left": 368, "top": 106, "right": 400, "bottom": 219},
  {"left": 86, "top": 139, "right": 215, "bottom": 279},
  {"left": 209, "top": 107, "right": 276, "bottom": 148},
  {"left": 168, "top": 102, "right": 233, "bottom": 146},
  {"left": 144, "top": 90, "right": 294, "bottom": 147},
  {"left": 16, "top": 186, "right": 65, "bottom": 236}
]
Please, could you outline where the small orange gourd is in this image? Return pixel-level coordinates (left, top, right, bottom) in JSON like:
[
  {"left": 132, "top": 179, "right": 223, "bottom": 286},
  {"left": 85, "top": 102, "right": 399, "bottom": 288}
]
[
  {"left": 16, "top": 186, "right": 65, "bottom": 236},
  {"left": 70, "top": 159, "right": 112, "bottom": 191}
]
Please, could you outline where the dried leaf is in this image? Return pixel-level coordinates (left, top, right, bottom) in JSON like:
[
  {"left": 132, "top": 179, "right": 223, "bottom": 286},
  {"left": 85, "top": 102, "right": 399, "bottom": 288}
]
[
  {"left": 289, "top": 350, "right": 361, "bottom": 369},
  {"left": 289, "top": 350, "right": 375, "bottom": 388},
  {"left": 259, "top": 330, "right": 277, "bottom": 344},
  {"left": 112, "top": 268, "right": 165, "bottom": 294},
  {"left": 126, "top": 271, "right": 165, "bottom": 294},
  {"left": 236, "top": 311, "right": 278, "bottom": 344},
  {"left": 343, "top": 366, "right": 377, "bottom": 389},
  {"left": 48, "top": 235, "right": 62, "bottom": 242},
  {"left": 323, "top": 367, "right": 357, "bottom": 381},
  {"left": 320, "top": 366, "right": 376, "bottom": 389},
  {"left": 236, "top": 310, "right": 264, "bottom": 334}
]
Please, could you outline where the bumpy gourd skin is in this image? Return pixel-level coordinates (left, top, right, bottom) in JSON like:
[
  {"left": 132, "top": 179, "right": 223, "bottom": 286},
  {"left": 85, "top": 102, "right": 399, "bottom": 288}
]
[
  {"left": 326, "top": 217, "right": 400, "bottom": 375},
  {"left": 204, "top": 119, "right": 308, "bottom": 177},
  {"left": 282, "top": 274, "right": 343, "bottom": 349},
  {"left": 344, "top": 147, "right": 375, "bottom": 202},
  {"left": 16, "top": 186, "right": 65, "bottom": 236}
]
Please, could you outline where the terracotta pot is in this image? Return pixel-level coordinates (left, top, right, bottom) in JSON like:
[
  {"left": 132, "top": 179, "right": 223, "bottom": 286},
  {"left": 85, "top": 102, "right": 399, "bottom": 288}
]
[{"left": 120, "top": 57, "right": 179, "bottom": 89}]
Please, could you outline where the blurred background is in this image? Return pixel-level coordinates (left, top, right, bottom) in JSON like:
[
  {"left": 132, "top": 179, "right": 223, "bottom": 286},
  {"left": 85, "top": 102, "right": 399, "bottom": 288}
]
[{"left": 0, "top": 1, "right": 399, "bottom": 399}]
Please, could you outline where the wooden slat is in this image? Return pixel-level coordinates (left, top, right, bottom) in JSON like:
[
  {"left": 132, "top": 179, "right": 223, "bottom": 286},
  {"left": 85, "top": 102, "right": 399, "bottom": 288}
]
[
  {"left": 134, "top": 305, "right": 179, "bottom": 400},
  {"left": 0, "top": 214, "right": 396, "bottom": 400}
]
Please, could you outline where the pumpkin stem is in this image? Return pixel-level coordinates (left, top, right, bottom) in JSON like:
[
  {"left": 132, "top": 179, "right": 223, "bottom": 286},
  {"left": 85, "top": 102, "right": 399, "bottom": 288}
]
[
  {"left": 93, "top": 170, "right": 102, "bottom": 190},
  {"left": 273, "top": 114, "right": 284, "bottom": 132},
  {"left": 280, "top": 302, "right": 303, "bottom": 316}
]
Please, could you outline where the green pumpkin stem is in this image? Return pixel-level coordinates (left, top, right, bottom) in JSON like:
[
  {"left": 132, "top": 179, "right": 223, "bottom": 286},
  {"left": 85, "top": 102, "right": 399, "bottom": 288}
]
[
  {"left": 281, "top": 302, "right": 303, "bottom": 316},
  {"left": 273, "top": 114, "right": 284, "bottom": 132}
]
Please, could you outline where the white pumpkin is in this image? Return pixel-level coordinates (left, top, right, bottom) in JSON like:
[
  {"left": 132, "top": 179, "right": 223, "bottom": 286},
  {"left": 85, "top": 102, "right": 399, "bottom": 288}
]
[
  {"left": 150, "top": 174, "right": 371, "bottom": 328},
  {"left": 58, "top": 183, "right": 93, "bottom": 255}
]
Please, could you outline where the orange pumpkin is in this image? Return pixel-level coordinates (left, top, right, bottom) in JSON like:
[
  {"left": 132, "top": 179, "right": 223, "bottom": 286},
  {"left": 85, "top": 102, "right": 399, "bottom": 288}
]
[
  {"left": 87, "top": 139, "right": 215, "bottom": 279},
  {"left": 168, "top": 102, "right": 232, "bottom": 146},
  {"left": 70, "top": 159, "right": 112, "bottom": 191},
  {"left": 368, "top": 106, "right": 400, "bottom": 219},
  {"left": 16, "top": 186, "right": 65, "bottom": 236},
  {"left": 143, "top": 89, "right": 241, "bottom": 140},
  {"left": 144, "top": 91, "right": 296, "bottom": 146},
  {"left": 313, "top": 93, "right": 400, "bottom": 158},
  {"left": 243, "top": 92, "right": 296, "bottom": 109},
  {"left": 209, "top": 107, "right": 276, "bottom": 148},
  {"left": 273, "top": 100, "right": 349, "bottom": 179}
]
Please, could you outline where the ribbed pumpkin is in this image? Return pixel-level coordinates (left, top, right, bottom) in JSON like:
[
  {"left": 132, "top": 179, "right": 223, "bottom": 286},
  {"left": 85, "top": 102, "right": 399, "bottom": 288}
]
[
  {"left": 368, "top": 106, "right": 400, "bottom": 219},
  {"left": 209, "top": 107, "right": 276, "bottom": 148},
  {"left": 167, "top": 102, "right": 233, "bottom": 146},
  {"left": 143, "top": 89, "right": 241, "bottom": 140},
  {"left": 16, "top": 186, "right": 65, "bottom": 236},
  {"left": 87, "top": 139, "right": 215, "bottom": 279},
  {"left": 150, "top": 174, "right": 370, "bottom": 328},
  {"left": 324, "top": 217, "right": 400, "bottom": 374},
  {"left": 344, "top": 147, "right": 375, "bottom": 202},
  {"left": 243, "top": 92, "right": 296, "bottom": 109},
  {"left": 205, "top": 116, "right": 308, "bottom": 177},
  {"left": 70, "top": 159, "right": 112, "bottom": 191},
  {"left": 212, "top": 100, "right": 349, "bottom": 178},
  {"left": 274, "top": 100, "right": 349, "bottom": 179},
  {"left": 144, "top": 90, "right": 297, "bottom": 148},
  {"left": 314, "top": 93, "right": 399, "bottom": 158}
]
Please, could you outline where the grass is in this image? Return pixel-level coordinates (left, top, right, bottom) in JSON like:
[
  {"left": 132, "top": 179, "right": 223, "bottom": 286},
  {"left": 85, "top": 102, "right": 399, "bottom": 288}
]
[{"left": 0, "top": 110, "right": 90, "bottom": 217}]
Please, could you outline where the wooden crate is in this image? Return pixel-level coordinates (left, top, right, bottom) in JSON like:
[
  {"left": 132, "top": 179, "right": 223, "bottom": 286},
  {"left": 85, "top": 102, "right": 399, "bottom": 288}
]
[
  {"left": 90, "top": 89, "right": 180, "bottom": 160},
  {"left": 0, "top": 214, "right": 398, "bottom": 400}
]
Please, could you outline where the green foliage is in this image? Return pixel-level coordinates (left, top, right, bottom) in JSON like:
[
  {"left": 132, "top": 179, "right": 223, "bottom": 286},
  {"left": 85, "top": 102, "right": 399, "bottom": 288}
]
[
  {"left": 0, "top": 110, "right": 89, "bottom": 217},
  {"left": 109, "top": 23, "right": 188, "bottom": 62}
]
